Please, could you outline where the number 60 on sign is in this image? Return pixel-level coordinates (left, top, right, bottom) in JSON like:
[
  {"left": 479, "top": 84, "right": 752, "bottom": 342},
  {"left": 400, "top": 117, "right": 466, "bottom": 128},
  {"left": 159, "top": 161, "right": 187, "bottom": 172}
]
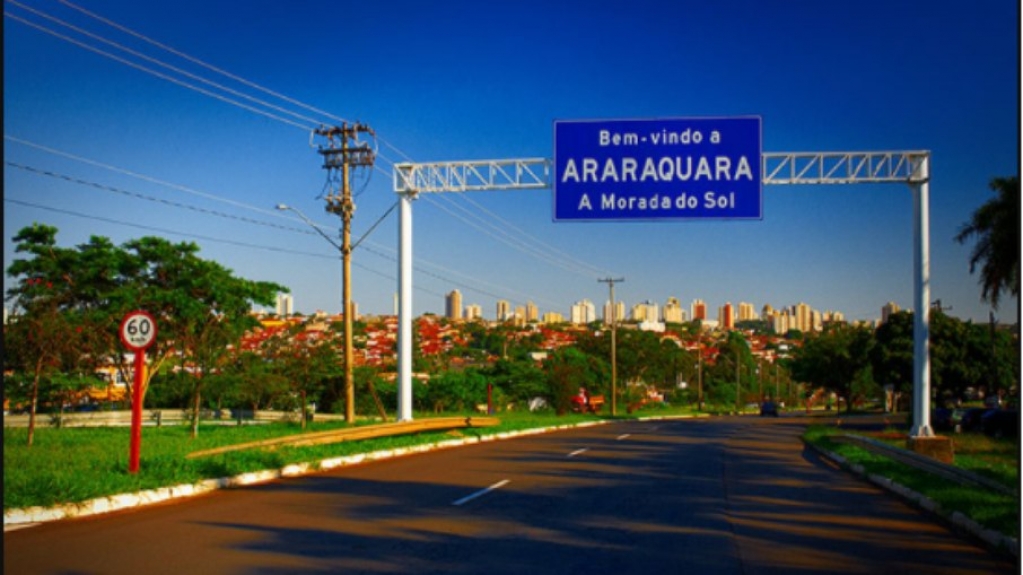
[{"left": 119, "top": 311, "right": 157, "bottom": 351}]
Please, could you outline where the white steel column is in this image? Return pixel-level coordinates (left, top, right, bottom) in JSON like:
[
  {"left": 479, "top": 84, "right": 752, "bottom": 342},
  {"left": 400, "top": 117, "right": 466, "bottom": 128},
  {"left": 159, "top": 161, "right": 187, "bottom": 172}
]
[
  {"left": 910, "top": 156, "right": 933, "bottom": 437},
  {"left": 397, "top": 192, "right": 414, "bottom": 421}
]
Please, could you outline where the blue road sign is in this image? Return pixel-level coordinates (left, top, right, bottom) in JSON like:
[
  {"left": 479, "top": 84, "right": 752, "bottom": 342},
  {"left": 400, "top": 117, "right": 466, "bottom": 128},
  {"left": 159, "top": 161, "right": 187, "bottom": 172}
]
[{"left": 553, "top": 117, "right": 762, "bottom": 221}]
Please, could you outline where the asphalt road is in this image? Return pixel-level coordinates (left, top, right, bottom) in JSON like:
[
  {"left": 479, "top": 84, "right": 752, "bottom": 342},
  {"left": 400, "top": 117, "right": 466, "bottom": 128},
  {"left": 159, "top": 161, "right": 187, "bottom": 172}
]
[{"left": 4, "top": 416, "right": 1016, "bottom": 574}]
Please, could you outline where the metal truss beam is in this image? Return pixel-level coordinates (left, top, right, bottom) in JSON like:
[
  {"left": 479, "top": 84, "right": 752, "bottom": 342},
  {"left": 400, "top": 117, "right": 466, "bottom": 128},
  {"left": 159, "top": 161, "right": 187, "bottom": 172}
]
[
  {"left": 394, "top": 158, "right": 550, "bottom": 194},
  {"left": 392, "top": 151, "right": 929, "bottom": 195},
  {"left": 762, "top": 151, "right": 929, "bottom": 185}
]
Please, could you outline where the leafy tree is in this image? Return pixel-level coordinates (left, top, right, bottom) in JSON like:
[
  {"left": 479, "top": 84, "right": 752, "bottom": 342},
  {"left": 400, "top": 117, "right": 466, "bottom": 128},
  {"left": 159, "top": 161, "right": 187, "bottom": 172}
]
[
  {"left": 482, "top": 358, "right": 547, "bottom": 406},
  {"left": 4, "top": 225, "right": 285, "bottom": 438},
  {"left": 266, "top": 327, "right": 341, "bottom": 428},
  {"left": 4, "top": 228, "right": 110, "bottom": 445},
  {"left": 791, "top": 324, "right": 875, "bottom": 413},
  {"left": 703, "top": 332, "right": 757, "bottom": 408},
  {"left": 421, "top": 369, "right": 490, "bottom": 412},
  {"left": 225, "top": 351, "right": 289, "bottom": 413},
  {"left": 955, "top": 176, "right": 1020, "bottom": 310},
  {"left": 871, "top": 311, "right": 914, "bottom": 408},
  {"left": 543, "top": 347, "right": 608, "bottom": 415},
  {"left": 873, "top": 310, "right": 1019, "bottom": 406}
]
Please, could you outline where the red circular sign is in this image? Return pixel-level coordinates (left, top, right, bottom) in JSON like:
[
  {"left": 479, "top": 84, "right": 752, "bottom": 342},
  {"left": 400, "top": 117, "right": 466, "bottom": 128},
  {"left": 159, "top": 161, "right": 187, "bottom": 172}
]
[{"left": 119, "top": 311, "right": 157, "bottom": 351}]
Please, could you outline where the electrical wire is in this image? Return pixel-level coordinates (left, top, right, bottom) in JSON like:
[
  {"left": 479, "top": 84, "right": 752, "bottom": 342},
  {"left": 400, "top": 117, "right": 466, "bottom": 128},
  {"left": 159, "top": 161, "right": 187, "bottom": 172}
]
[
  {"left": 55, "top": 0, "right": 353, "bottom": 127},
  {"left": 3, "top": 10, "right": 314, "bottom": 131},
  {"left": 5, "top": 1, "right": 617, "bottom": 306},
  {"left": 4, "top": 196, "right": 447, "bottom": 299},
  {"left": 6, "top": 0, "right": 324, "bottom": 129}
]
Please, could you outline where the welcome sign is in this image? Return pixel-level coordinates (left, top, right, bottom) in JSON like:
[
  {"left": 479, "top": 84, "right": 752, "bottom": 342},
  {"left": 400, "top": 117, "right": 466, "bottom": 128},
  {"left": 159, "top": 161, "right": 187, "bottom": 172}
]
[{"left": 553, "top": 117, "right": 762, "bottom": 221}]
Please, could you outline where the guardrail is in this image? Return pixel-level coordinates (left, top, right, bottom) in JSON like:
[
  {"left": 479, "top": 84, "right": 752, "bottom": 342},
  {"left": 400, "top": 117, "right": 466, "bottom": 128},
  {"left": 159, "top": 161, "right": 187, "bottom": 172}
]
[
  {"left": 834, "top": 434, "right": 1016, "bottom": 497},
  {"left": 186, "top": 416, "right": 500, "bottom": 459},
  {"left": 2, "top": 409, "right": 349, "bottom": 428}
]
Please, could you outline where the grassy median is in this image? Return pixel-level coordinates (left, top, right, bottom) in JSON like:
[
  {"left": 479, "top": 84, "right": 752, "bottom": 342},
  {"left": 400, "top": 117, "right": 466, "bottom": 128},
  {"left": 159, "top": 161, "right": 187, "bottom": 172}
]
[
  {"left": 3, "top": 411, "right": 609, "bottom": 511},
  {"left": 804, "top": 425, "right": 1019, "bottom": 538}
]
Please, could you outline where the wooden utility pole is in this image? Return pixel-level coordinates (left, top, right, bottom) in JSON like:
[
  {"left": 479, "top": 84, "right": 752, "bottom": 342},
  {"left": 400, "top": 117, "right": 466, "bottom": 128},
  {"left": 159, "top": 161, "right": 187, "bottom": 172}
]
[
  {"left": 598, "top": 277, "right": 624, "bottom": 416},
  {"left": 316, "top": 123, "right": 374, "bottom": 424}
]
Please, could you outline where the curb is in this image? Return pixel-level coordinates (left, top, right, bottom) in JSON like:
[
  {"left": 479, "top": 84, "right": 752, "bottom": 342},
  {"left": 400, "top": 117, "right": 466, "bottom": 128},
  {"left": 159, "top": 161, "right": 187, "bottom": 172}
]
[
  {"left": 4, "top": 419, "right": 613, "bottom": 531},
  {"left": 805, "top": 440, "right": 1019, "bottom": 559}
]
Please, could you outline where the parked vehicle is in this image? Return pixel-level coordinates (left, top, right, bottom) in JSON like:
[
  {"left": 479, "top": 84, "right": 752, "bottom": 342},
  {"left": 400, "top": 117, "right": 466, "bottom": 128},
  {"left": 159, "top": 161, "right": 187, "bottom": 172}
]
[
  {"left": 952, "top": 407, "right": 992, "bottom": 432},
  {"left": 759, "top": 401, "right": 779, "bottom": 417},
  {"left": 932, "top": 408, "right": 954, "bottom": 431},
  {"left": 981, "top": 409, "right": 1019, "bottom": 439}
]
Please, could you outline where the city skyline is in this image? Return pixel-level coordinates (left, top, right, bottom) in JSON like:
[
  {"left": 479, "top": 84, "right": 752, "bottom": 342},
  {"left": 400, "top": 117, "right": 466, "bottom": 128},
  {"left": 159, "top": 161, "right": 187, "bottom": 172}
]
[
  {"left": 4, "top": 1, "right": 1018, "bottom": 326},
  {"left": 268, "top": 289, "right": 890, "bottom": 330}
]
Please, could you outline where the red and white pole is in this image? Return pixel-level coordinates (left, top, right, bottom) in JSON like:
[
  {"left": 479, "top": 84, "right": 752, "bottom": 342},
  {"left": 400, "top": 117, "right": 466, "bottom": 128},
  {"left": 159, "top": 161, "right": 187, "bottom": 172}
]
[{"left": 120, "top": 311, "right": 157, "bottom": 475}]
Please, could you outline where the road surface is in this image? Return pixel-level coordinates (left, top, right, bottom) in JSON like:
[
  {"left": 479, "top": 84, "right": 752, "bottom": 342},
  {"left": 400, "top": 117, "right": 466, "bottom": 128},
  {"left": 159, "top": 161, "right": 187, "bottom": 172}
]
[{"left": 4, "top": 416, "right": 1015, "bottom": 574}]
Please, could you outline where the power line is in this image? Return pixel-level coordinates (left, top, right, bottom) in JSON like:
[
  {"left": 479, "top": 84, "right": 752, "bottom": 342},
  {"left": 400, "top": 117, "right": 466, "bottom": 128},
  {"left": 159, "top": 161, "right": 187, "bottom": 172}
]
[
  {"left": 5, "top": 0, "right": 611, "bottom": 308},
  {"left": 426, "top": 193, "right": 614, "bottom": 279},
  {"left": 6, "top": 0, "right": 324, "bottom": 129},
  {"left": 7, "top": 3, "right": 613, "bottom": 283},
  {"left": 3, "top": 9, "right": 314, "bottom": 131},
  {"left": 6, "top": 161, "right": 312, "bottom": 235},
  {"left": 55, "top": 0, "right": 353, "bottom": 127},
  {"left": 3, "top": 196, "right": 448, "bottom": 299}
]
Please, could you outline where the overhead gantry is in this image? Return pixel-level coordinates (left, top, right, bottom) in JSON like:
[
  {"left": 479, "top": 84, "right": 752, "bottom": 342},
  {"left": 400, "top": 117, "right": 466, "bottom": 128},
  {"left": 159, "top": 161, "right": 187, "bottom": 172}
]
[{"left": 392, "top": 150, "right": 932, "bottom": 438}]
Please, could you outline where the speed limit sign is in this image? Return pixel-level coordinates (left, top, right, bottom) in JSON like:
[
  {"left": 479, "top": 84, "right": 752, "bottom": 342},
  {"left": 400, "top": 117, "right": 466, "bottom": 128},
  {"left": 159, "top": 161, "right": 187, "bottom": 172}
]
[{"left": 120, "top": 311, "right": 157, "bottom": 351}]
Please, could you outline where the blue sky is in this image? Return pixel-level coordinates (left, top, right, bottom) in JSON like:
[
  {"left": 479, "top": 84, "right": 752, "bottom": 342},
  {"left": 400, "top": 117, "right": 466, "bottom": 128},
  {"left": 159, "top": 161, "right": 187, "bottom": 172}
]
[{"left": 4, "top": 0, "right": 1019, "bottom": 324}]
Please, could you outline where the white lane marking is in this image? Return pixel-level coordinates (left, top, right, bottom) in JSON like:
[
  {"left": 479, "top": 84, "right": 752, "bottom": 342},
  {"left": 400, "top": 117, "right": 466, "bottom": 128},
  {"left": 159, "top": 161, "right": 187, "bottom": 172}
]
[
  {"left": 617, "top": 433, "right": 631, "bottom": 440},
  {"left": 452, "top": 479, "right": 510, "bottom": 506},
  {"left": 567, "top": 448, "right": 589, "bottom": 457}
]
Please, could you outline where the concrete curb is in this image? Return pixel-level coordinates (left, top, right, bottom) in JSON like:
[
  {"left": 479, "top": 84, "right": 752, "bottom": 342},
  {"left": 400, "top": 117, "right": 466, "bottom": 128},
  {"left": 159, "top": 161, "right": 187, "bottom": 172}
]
[
  {"left": 3, "top": 418, "right": 614, "bottom": 531},
  {"left": 805, "top": 440, "right": 1019, "bottom": 559}
]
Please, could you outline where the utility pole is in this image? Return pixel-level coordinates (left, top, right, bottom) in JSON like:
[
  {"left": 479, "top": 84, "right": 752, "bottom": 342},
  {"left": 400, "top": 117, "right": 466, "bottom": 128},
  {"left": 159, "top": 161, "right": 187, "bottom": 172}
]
[
  {"left": 314, "top": 122, "right": 375, "bottom": 425},
  {"left": 599, "top": 277, "right": 624, "bottom": 416}
]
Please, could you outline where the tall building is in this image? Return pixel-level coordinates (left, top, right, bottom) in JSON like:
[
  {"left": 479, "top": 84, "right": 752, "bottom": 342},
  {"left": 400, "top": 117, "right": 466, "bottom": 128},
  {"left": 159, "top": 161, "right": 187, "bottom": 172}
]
[
  {"left": 691, "top": 298, "right": 707, "bottom": 321},
  {"left": 795, "top": 302, "right": 813, "bottom": 332},
  {"left": 632, "top": 300, "right": 659, "bottom": 322},
  {"left": 772, "top": 311, "right": 791, "bottom": 334},
  {"left": 465, "top": 304, "right": 483, "bottom": 321},
  {"left": 738, "top": 302, "right": 757, "bottom": 322},
  {"left": 718, "top": 302, "right": 735, "bottom": 330},
  {"left": 603, "top": 300, "right": 626, "bottom": 325},
  {"left": 445, "top": 289, "right": 463, "bottom": 320},
  {"left": 275, "top": 293, "right": 293, "bottom": 317},
  {"left": 496, "top": 300, "right": 512, "bottom": 321},
  {"left": 663, "top": 297, "right": 685, "bottom": 323},
  {"left": 761, "top": 303, "right": 774, "bottom": 319},
  {"left": 881, "top": 302, "right": 900, "bottom": 324},
  {"left": 571, "top": 299, "right": 596, "bottom": 324},
  {"left": 542, "top": 311, "right": 565, "bottom": 324},
  {"left": 525, "top": 301, "right": 539, "bottom": 323}
]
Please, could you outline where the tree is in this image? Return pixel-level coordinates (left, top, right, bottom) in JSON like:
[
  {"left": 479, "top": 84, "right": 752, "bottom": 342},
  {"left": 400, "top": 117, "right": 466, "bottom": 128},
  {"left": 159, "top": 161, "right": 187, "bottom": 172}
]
[
  {"left": 225, "top": 351, "right": 289, "bottom": 413},
  {"left": 5, "top": 225, "right": 285, "bottom": 438},
  {"left": 3, "top": 300, "right": 101, "bottom": 444},
  {"left": 791, "top": 324, "right": 875, "bottom": 413},
  {"left": 955, "top": 176, "right": 1020, "bottom": 310},
  {"left": 543, "top": 347, "right": 608, "bottom": 415},
  {"left": 482, "top": 358, "right": 547, "bottom": 406},
  {"left": 871, "top": 311, "right": 914, "bottom": 410},
  {"left": 4, "top": 226, "right": 111, "bottom": 445}
]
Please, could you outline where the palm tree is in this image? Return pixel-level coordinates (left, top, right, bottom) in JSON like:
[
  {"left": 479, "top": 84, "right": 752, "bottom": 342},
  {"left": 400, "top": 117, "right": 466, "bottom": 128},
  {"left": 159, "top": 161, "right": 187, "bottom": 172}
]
[{"left": 955, "top": 176, "right": 1020, "bottom": 310}]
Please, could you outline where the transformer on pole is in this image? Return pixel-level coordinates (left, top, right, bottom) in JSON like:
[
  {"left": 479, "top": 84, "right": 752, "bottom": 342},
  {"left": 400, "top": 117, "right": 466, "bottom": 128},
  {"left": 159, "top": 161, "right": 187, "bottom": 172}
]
[{"left": 314, "top": 123, "right": 375, "bottom": 425}]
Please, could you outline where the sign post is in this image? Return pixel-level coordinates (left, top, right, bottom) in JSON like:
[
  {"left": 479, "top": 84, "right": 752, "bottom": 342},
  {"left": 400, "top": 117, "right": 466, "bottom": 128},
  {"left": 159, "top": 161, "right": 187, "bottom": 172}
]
[{"left": 119, "top": 311, "right": 157, "bottom": 474}]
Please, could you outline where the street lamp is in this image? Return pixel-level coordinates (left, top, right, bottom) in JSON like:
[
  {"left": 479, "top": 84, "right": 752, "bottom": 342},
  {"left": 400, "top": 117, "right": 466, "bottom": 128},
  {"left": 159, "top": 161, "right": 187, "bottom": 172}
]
[{"left": 276, "top": 203, "right": 354, "bottom": 424}]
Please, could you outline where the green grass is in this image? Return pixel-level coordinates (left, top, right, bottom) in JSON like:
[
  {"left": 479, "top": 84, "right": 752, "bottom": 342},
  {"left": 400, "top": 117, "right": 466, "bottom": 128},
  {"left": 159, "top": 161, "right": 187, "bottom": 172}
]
[
  {"left": 804, "top": 425, "right": 1020, "bottom": 538},
  {"left": 3, "top": 410, "right": 618, "bottom": 511}
]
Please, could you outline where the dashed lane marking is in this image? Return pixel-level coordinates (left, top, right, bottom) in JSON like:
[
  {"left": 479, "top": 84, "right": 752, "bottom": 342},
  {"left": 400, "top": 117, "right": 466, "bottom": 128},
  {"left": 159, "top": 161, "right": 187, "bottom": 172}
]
[{"left": 452, "top": 479, "right": 510, "bottom": 506}]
